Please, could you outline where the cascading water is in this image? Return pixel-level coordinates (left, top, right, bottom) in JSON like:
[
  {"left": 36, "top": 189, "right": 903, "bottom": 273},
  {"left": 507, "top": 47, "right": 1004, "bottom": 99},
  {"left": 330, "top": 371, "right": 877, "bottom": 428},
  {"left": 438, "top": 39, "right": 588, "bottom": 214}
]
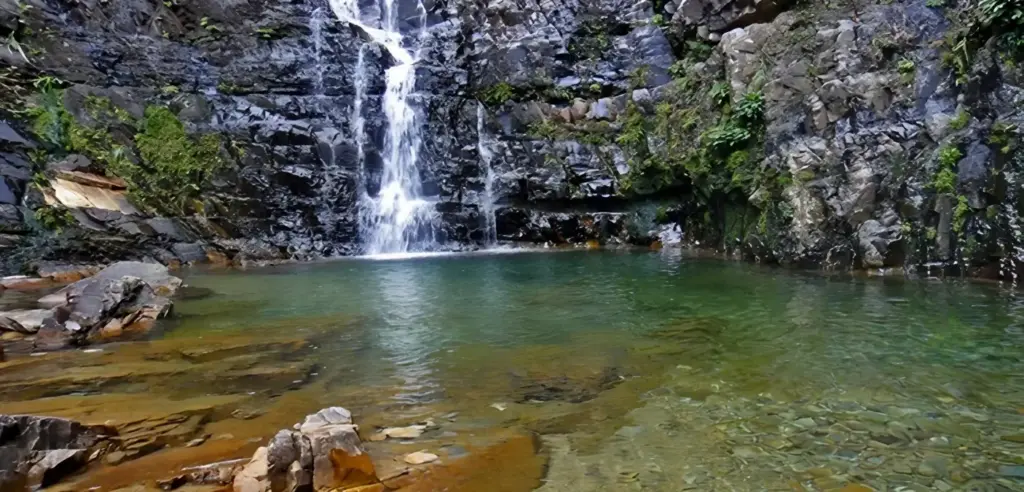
[
  {"left": 476, "top": 103, "right": 497, "bottom": 244},
  {"left": 329, "top": 0, "right": 439, "bottom": 255},
  {"left": 999, "top": 168, "right": 1024, "bottom": 285}
]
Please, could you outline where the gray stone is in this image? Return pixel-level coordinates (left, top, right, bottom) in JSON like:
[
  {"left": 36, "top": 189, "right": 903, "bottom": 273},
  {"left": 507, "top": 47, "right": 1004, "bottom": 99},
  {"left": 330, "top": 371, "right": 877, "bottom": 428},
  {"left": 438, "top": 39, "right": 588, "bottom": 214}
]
[{"left": 0, "top": 121, "right": 32, "bottom": 147}]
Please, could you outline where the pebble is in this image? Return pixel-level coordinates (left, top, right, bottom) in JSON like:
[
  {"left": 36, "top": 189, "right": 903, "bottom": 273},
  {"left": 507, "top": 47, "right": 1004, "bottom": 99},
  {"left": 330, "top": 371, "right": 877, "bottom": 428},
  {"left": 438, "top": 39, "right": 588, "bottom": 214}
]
[
  {"left": 793, "top": 417, "right": 816, "bottom": 429},
  {"left": 404, "top": 451, "right": 439, "bottom": 465},
  {"left": 731, "top": 446, "right": 761, "bottom": 459}
]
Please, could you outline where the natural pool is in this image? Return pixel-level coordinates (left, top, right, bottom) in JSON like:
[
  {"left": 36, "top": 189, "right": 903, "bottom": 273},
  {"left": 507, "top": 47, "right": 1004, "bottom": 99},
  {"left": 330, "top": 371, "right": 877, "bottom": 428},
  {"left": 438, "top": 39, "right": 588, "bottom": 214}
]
[{"left": 3, "top": 249, "right": 1024, "bottom": 490}]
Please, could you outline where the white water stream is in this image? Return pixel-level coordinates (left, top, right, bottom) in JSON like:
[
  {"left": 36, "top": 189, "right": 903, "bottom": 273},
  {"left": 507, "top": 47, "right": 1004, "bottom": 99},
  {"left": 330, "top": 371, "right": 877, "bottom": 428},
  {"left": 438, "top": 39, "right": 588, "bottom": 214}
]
[{"left": 329, "top": 0, "right": 437, "bottom": 254}]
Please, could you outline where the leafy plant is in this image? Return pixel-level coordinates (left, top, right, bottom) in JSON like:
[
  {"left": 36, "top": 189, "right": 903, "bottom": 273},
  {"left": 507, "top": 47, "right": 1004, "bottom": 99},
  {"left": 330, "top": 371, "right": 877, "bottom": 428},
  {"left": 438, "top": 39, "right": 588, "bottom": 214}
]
[
  {"left": 33, "top": 206, "right": 75, "bottom": 232},
  {"left": 702, "top": 123, "right": 751, "bottom": 154},
  {"left": 629, "top": 65, "right": 651, "bottom": 89},
  {"left": 479, "top": 82, "right": 515, "bottom": 106},
  {"left": 931, "top": 145, "right": 962, "bottom": 194},
  {"left": 200, "top": 17, "right": 222, "bottom": 33},
  {"left": 111, "top": 106, "right": 225, "bottom": 214},
  {"left": 709, "top": 82, "right": 731, "bottom": 107},
  {"left": 953, "top": 194, "right": 970, "bottom": 234},
  {"left": 668, "top": 61, "right": 687, "bottom": 79},
  {"left": 897, "top": 58, "right": 916, "bottom": 84},
  {"left": 733, "top": 92, "right": 765, "bottom": 126},
  {"left": 949, "top": 110, "right": 970, "bottom": 130}
]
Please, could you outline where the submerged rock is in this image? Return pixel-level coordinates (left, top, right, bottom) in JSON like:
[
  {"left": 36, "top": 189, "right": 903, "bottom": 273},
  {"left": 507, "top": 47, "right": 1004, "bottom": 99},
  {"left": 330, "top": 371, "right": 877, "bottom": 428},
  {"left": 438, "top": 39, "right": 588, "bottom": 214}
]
[{"left": 403, "top": 451, "right": 439, "bottom": 465}]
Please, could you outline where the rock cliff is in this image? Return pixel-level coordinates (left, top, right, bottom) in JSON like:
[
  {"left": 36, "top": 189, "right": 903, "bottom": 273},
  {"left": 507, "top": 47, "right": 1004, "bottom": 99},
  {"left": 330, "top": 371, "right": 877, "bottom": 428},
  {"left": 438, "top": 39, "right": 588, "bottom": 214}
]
[{"left": 0, "top": 0, "right": 1021, "bottom": 278}]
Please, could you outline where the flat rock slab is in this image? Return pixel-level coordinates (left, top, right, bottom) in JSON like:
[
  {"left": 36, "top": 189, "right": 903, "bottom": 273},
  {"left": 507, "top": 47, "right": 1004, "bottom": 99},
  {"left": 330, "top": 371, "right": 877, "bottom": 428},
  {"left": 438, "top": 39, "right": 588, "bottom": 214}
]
[
  {"left": 403, "top": 451, "right": 438, "bottom": 465},
  {"left": 49, "top": 178, "right": 139, "bottom": 215},
  {"left": 0, "top": 309, "right": 53, "bottom": 334}
]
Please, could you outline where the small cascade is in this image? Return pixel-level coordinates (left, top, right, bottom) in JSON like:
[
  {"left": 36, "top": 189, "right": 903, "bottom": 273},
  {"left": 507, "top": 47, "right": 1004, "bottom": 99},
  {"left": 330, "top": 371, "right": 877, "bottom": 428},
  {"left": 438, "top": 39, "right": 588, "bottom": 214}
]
[
  {"left": 999, "top": 168, "right": 1024, "bottom": 286},
  {"left": 309, "top": 7, "right": 328, "bottom": 95},
  {"left": 329, "top": 0, "right": 439, "bottom": 255},
  {"left": 476, "top": 103, "right": 497, "bottom": 244},
  {"left": 352, "top": 44, "right": 368, "bottom": 184}
]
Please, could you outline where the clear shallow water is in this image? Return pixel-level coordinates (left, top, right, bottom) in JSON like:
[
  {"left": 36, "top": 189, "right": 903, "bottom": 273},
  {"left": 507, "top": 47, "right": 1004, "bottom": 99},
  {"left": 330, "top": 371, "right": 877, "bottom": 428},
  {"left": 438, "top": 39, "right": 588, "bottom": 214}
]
[
  {"left": 172, "top": 249, "right": 1024, "bottom": 399},
  {"left": 7, "top": 250, "right": 1024, "bottom": 490},
  {"left": 166, "top": 249, "right": 1024, "bottom": 490}
]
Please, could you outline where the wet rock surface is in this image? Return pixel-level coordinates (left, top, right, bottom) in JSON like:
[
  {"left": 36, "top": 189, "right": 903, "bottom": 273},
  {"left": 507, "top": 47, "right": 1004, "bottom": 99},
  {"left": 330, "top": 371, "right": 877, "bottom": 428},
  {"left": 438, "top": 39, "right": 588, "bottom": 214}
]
[
  {"left": 0, "top": 415, "right": 115, "bottom": 490},
  {"left": 7, "top": 261, "right": 183, "bottom": 351},
  {"left": 0, "top": 0, "right": 1012, "bottom": 279}
]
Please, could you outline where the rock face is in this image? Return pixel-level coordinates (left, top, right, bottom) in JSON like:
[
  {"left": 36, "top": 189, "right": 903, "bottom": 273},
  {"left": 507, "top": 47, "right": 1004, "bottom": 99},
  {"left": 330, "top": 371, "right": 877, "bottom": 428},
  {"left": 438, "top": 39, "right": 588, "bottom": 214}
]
[
  {"left": 233, "top": 406, "right": 379, "bottom": 492},
  {"left": 0, "top": 415, "right": 114, "bottom": 490},
  {"left": 29, "top": 261, "right": 181, "bottom": 350},
  {"left": 0, "top": 0, "right": 1021, "bottom": 277}
]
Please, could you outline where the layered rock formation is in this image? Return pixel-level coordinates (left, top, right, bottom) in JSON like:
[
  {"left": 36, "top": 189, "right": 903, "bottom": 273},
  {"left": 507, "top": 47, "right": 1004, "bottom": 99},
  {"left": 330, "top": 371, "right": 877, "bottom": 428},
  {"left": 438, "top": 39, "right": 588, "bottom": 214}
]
[
  {"left": 0, "top": 261, "right": 181, "bottom": 350},
  {"left": 0, "top": 0, "right": 1020, "bottom": 277}
]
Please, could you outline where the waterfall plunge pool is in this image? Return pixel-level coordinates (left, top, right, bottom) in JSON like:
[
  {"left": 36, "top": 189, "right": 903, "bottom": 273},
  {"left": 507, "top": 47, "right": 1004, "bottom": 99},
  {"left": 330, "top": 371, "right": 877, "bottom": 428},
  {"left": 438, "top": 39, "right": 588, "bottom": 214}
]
[{"left": 3, "top": 249, "right": 1024, "bottom": 490}]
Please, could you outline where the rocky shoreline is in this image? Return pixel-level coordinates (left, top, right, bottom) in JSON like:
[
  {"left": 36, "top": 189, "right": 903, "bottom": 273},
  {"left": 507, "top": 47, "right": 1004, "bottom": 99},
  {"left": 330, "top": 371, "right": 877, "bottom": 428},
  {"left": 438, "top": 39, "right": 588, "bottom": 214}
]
[{"left": 0, "top": 261, "right": 182, "bottom": 356}]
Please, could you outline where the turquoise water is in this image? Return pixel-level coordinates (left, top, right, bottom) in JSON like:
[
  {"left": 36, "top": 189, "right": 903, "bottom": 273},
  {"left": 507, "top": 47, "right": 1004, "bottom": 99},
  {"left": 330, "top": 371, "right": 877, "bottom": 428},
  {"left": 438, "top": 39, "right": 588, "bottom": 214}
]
[
  {"left": 164, "top": 249, "right": 1024, "bottom": 490},
  {"left": 172, "top": 249, "right": 1024, "bottom": 398}
]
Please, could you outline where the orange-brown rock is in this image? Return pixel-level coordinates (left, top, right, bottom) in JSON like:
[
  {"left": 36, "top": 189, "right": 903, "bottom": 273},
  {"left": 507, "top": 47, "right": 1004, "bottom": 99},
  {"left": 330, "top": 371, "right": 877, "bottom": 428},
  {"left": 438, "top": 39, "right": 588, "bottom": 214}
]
[
  {"left": 381, "top": 430, "right": 544, "bottom": 492},
  {"left": 329, "top": 448, "right": 378, "bottom": 489}
]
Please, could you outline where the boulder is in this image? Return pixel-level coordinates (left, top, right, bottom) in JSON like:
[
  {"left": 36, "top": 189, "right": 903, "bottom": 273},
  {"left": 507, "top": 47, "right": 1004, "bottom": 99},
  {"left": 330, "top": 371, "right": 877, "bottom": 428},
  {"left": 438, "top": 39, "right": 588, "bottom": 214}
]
[
  {"left": 32, "top": 262, "right": 182, "bottom": 350},
  {"left": 0, "top": 415, "right": 115, "bottom": 490},
  {"left": 233, "top": 406, "right": 379, "bottom": 492}
]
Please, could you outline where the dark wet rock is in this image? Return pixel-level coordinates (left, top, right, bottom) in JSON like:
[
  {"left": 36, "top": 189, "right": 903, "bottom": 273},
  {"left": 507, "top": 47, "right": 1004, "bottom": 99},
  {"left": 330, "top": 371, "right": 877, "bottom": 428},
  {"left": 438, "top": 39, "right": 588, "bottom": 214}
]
[
  {"left": 31, "top": 261, "right": 181, "bottom": 350},
  {"left": 0, "top": 415, "right": 115, "bottom": 490},
  {"left": 673, "top": 0, "right": 792, "bottom": 33}
]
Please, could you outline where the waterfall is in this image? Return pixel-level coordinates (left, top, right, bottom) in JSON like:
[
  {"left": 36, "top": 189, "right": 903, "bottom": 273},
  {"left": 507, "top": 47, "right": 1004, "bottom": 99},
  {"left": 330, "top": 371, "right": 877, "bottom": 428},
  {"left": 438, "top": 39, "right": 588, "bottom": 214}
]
[
  {"left": 352, "top": 43, "right": 368, "bottom": 194},
  {"left": 477, "top": 103, "right": 497, "bottom": 244},
  {"left": 329, "top": 0, "right": 439, "bottom": 255},
  {"left": 999, "top": 169, "right": 1024, "bottom": 286},
  {"left": 310, "top": 7, "right": 327, "bottom": 95}
]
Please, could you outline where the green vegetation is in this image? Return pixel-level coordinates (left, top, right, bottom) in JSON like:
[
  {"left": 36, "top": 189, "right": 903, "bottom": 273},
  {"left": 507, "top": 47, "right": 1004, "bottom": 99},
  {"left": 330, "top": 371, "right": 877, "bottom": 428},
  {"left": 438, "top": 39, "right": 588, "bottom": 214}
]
[
  {"left": 931, "top": 145, "right": 962, "bottom": 194},
  {"left": 25, "top": 88, "right": 225, "bottom": 215},
  {"left": 988, "top": 121, "right": 1018, "bottom": 153},
  {"left": 200, "top": 17, "right": 222, "bottom": 34},
  {"left": 568, "top": 19, "right": 613, "bottom": 61},
  {"left": 33, "top": 206, "right": 74, "bottom": 232},
  {"left": 255, "top": 27, "right": 281, "bottom": 40},
  {"left": 114, "top": 106, "right": 225, "bottom": 214},
  {"left": 943, "top": 0, "right": 1024, "bottom": 83},
  {"left": 949, "top": 110, "right": 970, "bottom": 130},
  {"left": 897, "top": 58, "right": 916, "bottom": 84},
  {"left": 953, "top": 194, "right": 970, "bottom": 234},
  {"left": 217, "top": 81, "right": 243, "bottom": 95},
  {"left": 478, "top": 82, "right": 516, "bottom": 106}
]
